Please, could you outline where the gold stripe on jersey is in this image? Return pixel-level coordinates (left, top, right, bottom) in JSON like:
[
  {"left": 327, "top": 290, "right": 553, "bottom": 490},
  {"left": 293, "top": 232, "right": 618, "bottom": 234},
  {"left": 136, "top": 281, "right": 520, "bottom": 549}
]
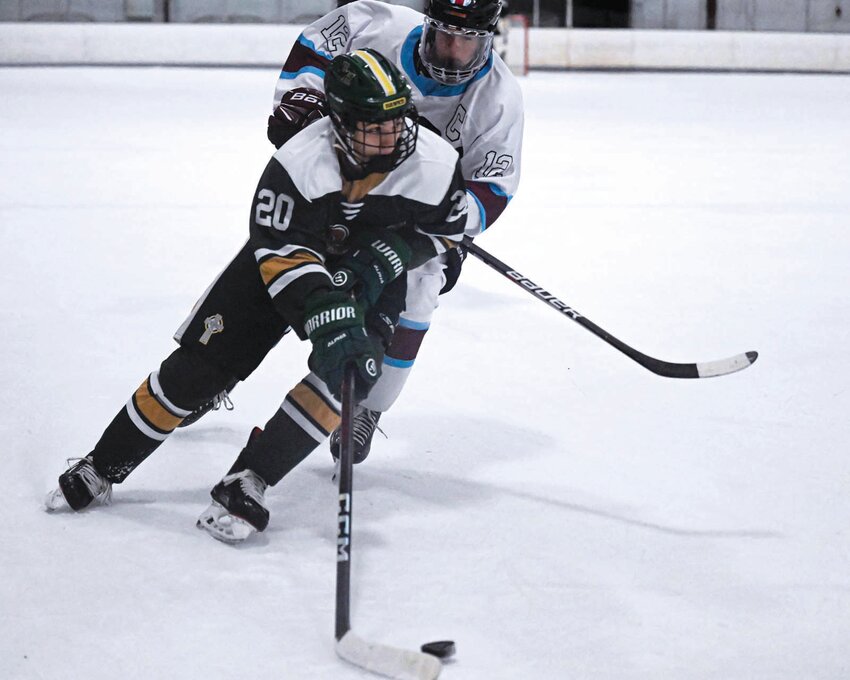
[
  {"left": 288, "top": 381, "right": 340, "bottom": 436},
  {"left": 353, "top": 50, "right": 396, "bottom": 96},
  {"left": 259, "top": 251, "right": 322, "bottom": 287},
  {"left": 132, "top": 380, "right": 184, "bottom": 433},
  {"left": 342, "top": 172, "right": 388, "bottom": 203}
]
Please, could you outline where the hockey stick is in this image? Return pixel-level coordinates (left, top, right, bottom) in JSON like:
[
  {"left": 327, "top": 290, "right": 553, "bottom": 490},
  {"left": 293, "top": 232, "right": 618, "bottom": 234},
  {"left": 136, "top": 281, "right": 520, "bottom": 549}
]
[
  {"left": 465, "top": 241, "right": 758, "bottom": 379},
  {"left": 334, "top": 366, "right": 443, "bottom": 680}
]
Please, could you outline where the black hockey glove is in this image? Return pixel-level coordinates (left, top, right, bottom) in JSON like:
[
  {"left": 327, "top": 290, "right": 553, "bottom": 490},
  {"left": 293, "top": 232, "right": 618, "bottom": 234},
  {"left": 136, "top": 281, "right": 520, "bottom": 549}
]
[
  {"left": 332, "top": 231, "right": 412, "bottom": 308},
  {"left": 439, "top": 242, "right": 468, "bottom": 295},
  {"left": 267, "top": 88, "right": 327, "bottom": 149},
  {"left": 304, "top": 291, "right": 381, "bottom": 401},
  {"left": 365, "top": 309, "right": 395, "bottom": 352},
  {"left": 362, "top": 274, "right": 407, "bottom": 351}
]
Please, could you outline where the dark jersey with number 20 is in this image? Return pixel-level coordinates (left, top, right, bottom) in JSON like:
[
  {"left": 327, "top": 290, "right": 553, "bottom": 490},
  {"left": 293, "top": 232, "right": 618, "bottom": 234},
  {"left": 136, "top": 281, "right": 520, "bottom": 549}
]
[{"left": 248, "top": 117, "right": 467, "bottom": 337}]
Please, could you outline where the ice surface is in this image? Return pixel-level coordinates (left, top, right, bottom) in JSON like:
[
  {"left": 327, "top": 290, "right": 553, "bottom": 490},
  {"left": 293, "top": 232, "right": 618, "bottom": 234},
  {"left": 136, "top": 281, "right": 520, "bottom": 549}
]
[{"left": 1, "top": 66, "right": 849, "bottom": 679}]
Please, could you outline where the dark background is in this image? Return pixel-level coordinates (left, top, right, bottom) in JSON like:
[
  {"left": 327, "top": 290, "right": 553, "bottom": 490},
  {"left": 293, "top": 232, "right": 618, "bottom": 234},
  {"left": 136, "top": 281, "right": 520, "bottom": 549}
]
[{"left": 493, "top": 0, "right": 629, "bottom": 28}]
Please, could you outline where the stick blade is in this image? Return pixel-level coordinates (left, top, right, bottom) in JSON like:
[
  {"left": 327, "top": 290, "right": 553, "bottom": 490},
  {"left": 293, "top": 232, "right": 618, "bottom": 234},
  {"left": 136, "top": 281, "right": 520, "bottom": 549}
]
[
  {"left": 336, "top": 630, "right": 442, "bottom": 680},
  {"left": 696, "top": 350, "right": 759, "bottom": 378}
]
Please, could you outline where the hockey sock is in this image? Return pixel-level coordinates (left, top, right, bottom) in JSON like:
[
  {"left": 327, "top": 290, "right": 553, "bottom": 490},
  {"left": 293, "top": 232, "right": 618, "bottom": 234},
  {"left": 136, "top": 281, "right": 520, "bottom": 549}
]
[
  {"left": 229, "top": 374, "right": 341, "bottom": 485},
  {"left": 362, "top": 320, "right": 429, "bottom": 412},
  {"left": 90, "top": 348, "right": 235, "bottom": 482}
]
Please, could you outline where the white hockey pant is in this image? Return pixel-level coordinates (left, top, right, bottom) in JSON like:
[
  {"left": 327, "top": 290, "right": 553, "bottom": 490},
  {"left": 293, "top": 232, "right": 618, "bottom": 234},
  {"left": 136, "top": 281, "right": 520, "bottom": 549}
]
[{"left": 361, "top": 257, "right": 446, "bottom": 412}]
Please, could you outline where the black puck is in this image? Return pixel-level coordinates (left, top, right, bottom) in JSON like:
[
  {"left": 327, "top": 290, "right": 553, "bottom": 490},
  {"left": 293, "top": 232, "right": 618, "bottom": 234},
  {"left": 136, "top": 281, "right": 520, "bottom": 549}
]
[{"left": 421, "top": 640, "right": 456, "bottom": 659}]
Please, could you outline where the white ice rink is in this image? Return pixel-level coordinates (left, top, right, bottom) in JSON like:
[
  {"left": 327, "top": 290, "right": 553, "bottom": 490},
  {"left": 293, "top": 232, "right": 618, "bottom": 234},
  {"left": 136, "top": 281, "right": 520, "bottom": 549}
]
[{"left": 1, "top": 66, "right": 849, "bottom": 679}]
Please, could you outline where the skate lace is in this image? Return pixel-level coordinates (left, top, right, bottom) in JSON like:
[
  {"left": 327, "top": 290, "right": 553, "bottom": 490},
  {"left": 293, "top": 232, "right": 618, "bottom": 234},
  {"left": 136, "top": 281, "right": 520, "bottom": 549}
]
[
  {"left": 352, "top": 409, "right": 384, "bottom": 447},
  {"left": 211, "top": 391, "right": 234, "bottom": 412},
  {"left": 65, "top": 457, "right": 113, "bottom": 505},
  {"left": 223, "top": 470, "right": 267, "bottom": 507}
]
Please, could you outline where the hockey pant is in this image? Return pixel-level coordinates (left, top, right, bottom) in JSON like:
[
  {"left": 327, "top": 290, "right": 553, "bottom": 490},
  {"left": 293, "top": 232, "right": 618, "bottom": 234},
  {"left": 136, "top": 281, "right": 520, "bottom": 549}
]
[
  {"left": 87, "top": 243, "right": 295, "bottom": 484},
  {"left": 361, "top": 255, "right": 446, "bottom": 411}
]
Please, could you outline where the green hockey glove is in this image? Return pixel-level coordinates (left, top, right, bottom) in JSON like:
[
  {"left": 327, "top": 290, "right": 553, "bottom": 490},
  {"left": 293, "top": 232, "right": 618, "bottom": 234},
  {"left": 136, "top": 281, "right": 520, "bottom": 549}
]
[
  {"left": 332, "top": 230, "right": 412, "bottom": 308},
  {"left": 303, "top": 291, "right": 381, "bottom": 400}
]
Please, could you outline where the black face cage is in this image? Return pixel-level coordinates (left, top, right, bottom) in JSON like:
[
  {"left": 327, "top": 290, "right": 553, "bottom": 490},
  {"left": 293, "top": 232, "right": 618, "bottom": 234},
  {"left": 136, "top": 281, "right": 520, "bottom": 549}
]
[
  {"left": 331, "top": 110, "right": 419, "bottom": 178},
  {"left": 419, "top": 18, "right": 494, "bottom": 85}
]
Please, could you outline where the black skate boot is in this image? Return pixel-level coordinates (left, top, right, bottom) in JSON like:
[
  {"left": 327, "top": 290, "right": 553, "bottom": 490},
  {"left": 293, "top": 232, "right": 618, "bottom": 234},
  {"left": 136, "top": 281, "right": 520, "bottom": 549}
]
[
  {"left": 45, "top": 457, "right": 113, "bottom": 512},
  {"left": 329, "top": 407, "right": 383, "bottom": 465},
  {"left": 197, "top": 428, "right": 269, "bottom": 543}
]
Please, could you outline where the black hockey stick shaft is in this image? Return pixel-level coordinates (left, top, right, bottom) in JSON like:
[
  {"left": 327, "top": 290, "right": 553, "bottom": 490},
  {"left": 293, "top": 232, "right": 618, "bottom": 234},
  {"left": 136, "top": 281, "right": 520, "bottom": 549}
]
[
  {"left": 335, "top": 366, "right": 356, "bottom": 641},
  {"left": 331, "top": 371, "right": 446, "bottom": 678},
  {"left": 465, "top": 241, "right": 758, "bottom": 379}
]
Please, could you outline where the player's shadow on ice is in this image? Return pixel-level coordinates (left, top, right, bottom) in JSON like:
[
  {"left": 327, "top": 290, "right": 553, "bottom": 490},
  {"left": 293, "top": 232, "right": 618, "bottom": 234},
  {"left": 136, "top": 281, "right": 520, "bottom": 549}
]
[
  {"left": 325, "top": 465, "right": 780, "bottom": 540},
  {"left": 312, "top": 412, "right": 781, "bottom": 541},
  {"left": 87, "top": 413, "right": 779, "bottom": 544}
]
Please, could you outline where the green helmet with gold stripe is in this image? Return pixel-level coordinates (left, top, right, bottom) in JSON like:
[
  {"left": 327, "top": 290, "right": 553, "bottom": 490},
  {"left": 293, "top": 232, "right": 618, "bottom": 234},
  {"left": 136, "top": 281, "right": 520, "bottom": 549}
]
[{"left": 324, "top": 48, "right": 419, "bottom": 178}]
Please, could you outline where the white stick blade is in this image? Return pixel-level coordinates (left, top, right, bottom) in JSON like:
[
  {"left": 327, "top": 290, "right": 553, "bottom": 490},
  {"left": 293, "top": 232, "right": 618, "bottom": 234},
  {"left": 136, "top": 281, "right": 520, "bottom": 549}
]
[
  {"left": 696, "top": 351, "right": 758, "bottom": 378},
  {"left": 336, "top": 631, "right": 442, "bottom": 680}
]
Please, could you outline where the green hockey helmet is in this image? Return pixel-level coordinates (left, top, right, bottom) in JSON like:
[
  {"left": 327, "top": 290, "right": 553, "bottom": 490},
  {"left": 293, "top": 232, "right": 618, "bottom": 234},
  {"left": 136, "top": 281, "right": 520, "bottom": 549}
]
[{"left": 324, "top": 48, "right": 418, "bottom": 178}]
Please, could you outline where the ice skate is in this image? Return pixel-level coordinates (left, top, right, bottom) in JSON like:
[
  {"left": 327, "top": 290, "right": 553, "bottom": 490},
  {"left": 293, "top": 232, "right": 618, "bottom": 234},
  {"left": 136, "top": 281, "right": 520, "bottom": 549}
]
[
  {"left": 196, "top": 499, "right": 259, "bottom": 544},
  {"left": 45, "top": 457, "right": 113, "bottom": 512},
  {"left": 329, "top": 406, "right": 383, "bottom": 465},
  {"left": 196, "top": 469, "right": 269, "bottom": 544}
]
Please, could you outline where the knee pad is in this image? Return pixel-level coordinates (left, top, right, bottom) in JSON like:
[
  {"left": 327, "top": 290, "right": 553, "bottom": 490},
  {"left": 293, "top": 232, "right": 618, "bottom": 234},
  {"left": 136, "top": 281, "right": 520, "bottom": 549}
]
[
  {"left": 157, "top": 347, "right": 235, "bottom": 411},
  {"left": 403, "top": 258, "right": 444, "bottom": 324}
]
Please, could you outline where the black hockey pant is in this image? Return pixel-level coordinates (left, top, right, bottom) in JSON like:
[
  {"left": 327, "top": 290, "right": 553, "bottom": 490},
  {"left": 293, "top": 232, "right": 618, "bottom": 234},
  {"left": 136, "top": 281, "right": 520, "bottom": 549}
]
[{"left": 87, "top": 242, "right": 322, "bottom": 486}]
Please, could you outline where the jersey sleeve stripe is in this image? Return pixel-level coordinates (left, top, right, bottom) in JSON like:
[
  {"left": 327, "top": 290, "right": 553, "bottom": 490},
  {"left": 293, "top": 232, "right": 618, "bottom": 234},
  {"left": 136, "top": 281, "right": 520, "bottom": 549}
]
[
  {"left": 277, "top": 38, "right": 331, "bottom": 87},
  {"left": 487, "top": 181, "right": 513, "bottom": 200},
  {"left": 415, "top": 228, "right": 462, "bottom": 255},
  {"left": 278, "top": 65, "right": 327, "bottom": 81},
  {"left": 467, "top": 180, "right": 510, "bottom": 232},
  {"left": 294, "top": 34, "right": 334, "bottom": 64},
  {"left": 267, "top": 263, "right": 332, "bottom": 300},
  {"left": 383, "top": 356, "right": 415, "bottom": 369},
  {"left": 259, "top": 252, "right": 322, "bottom": 286},
  {"left": 398, "top": 317, "right": 430, "bottom": 331},
  {"left": 255, "top": 244, "right": 326, "bottom": 262},
  {"left": 466, "top": 188, "right": 487, "bottom": 230}
]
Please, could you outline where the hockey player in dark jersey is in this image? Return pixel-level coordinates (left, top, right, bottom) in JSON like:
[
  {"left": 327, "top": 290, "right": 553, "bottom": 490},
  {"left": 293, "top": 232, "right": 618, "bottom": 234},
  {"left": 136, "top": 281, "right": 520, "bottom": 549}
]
[
  {"left": 45, "top": 49, "right": 467, "bottom": 541},
  {"left": 185, "top": 0, "right": 523, "bottom": 468}
]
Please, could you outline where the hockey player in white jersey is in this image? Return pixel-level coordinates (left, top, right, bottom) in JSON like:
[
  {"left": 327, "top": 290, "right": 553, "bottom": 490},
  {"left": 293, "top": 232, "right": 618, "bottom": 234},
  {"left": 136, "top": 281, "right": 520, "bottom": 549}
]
[{"left": 188, "top": 0, "right": 524, "bottom": 466}]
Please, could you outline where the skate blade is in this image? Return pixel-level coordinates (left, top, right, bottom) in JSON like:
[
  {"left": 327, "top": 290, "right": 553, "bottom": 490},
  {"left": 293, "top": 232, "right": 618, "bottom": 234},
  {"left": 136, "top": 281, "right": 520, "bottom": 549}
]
[
  {"left": 44, "top": 487, "right": 69, "bottom": 512},
  {"left": 196, "top": 503, "right": 256, "bottom": 544}
]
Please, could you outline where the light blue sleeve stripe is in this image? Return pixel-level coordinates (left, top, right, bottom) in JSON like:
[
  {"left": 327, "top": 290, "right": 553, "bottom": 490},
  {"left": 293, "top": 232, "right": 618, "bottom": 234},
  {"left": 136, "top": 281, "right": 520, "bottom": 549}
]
[
  {"left": 384, "top": 356, "right": 414, "bottom": 369},
  {"left": 298, "top": 33, "right": 333, "bottom": 60},
  {"left": 488, "top": 182, "right": 513, "bottom": 201},
  {"left": 467, "top": 189, "right": 487, "bottom": 231},
  {"left": 278, "top": 65, "right": 326, "bottom": 81},
  {"left": 398, "top": 318, "right": 430, "bottom": 331}
]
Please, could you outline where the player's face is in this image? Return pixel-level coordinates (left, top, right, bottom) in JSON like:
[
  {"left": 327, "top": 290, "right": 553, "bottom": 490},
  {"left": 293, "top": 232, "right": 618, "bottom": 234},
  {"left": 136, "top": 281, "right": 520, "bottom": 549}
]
[
  {"left": 432, "top": 30, "right": 481, "bottom": 69},
  {"left": 351, "top": 119, "right": 402, "bottom": 159},
  {"left": 419, "top": 20, "right": 493, "bottom": 84}
]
